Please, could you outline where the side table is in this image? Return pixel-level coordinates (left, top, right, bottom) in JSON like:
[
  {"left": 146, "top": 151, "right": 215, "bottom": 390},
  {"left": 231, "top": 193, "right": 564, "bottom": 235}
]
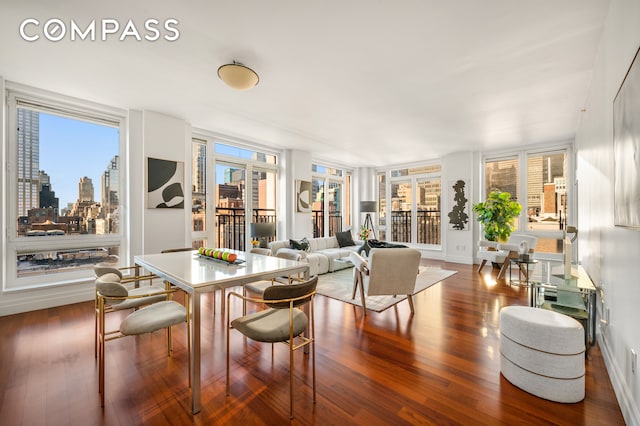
[{"left": 509, "top": 257, "right": 538, "bottom": 306}]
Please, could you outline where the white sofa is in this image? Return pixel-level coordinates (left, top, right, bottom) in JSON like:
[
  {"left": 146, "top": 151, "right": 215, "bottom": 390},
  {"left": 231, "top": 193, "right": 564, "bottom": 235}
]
[{"left": 269, "top": 235, "right": 362, "bottom": 276}]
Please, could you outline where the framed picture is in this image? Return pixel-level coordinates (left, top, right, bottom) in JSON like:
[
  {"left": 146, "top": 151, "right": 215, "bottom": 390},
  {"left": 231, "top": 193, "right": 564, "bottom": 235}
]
[
  {"left": 296, "top": 179, "right": 311, "bottom": 213},
  {"left": 613, "top": 45, "right": 640, "bottom": 228},
  {"left": 448, "top": 179, "right": 469, "bottom": 230},
  {"left": 147, "top": 157, "right": 184, "bottom": 208}
]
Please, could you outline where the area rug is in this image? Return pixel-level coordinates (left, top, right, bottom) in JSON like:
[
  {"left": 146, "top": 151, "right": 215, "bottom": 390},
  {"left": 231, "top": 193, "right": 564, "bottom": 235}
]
[{"left": 316, "top": 266, "right": 457, "bottom": 312}]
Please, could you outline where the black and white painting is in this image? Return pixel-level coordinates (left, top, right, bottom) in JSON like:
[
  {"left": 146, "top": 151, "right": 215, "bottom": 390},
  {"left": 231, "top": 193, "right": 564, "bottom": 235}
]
[
  {"left": 147, "top": 157, "right": 184, "bottom": 209},
  {"left": 296, "top": 180, "right": 311, "bottom": 213},
  {"left": 613, "top": 45, "right": 640, "bottom": 229}
]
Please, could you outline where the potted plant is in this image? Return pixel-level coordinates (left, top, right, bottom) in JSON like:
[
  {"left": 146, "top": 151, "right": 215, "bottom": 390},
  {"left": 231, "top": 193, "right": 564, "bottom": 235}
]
[{"left": 472, "top": 190, "right": 522, "bottom": 242}]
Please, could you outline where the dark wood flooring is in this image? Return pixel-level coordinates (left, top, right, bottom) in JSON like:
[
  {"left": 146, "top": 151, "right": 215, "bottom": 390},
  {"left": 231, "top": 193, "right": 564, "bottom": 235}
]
[{"left": 0, "top": 260, "right": 624, "bottom": 425}]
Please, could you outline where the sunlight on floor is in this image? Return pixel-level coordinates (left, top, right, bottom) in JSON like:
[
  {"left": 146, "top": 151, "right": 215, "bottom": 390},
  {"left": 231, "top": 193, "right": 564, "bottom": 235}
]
[{"left": 483, "top": 274, "right": 497, "bottom": 287}]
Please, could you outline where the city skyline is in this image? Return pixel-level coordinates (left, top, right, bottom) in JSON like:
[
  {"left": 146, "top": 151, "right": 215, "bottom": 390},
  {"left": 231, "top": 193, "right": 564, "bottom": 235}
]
[{"left": 38, "top": 112, "right": 119, "bottom": 209}]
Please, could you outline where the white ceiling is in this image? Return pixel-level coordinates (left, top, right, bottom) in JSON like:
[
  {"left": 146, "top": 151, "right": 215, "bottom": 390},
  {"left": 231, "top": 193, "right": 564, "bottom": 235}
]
[{"left": 0, "top": 0, "right": 611, "bottom": 167}]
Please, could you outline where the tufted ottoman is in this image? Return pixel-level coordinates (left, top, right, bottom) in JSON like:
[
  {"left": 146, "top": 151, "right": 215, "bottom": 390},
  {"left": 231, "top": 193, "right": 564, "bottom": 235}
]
[{"left": 500, "top": 306, "right": 585, "bottom": 403}]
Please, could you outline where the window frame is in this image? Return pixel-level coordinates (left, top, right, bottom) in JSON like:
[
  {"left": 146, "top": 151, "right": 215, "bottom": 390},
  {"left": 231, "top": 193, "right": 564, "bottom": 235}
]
[
  {"left": 4, "top": 84, "right": 127, "bottom": 291},
  {"left": 191, "top": 130, "right": 280, "bottom": 249},
  {"left": 377, "top": 161, "right": 443, "bottom": 248},
  {"left": 311, "top": 161, "right": 352, "bottom": 237},
  {"left": 481, "top": 143, "right": 575, "bottom": 257}
]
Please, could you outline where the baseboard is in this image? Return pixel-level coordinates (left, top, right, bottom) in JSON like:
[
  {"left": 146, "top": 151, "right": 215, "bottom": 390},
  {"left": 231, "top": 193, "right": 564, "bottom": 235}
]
[
  {"left": 0, "top": 283, "right": 94, "bottom": 316},
  {"left": 444, "top": 254, "right": 473, "bottom": 264},
  {"left": 598, "top": 327, "right": 640, "bottom": 425}
]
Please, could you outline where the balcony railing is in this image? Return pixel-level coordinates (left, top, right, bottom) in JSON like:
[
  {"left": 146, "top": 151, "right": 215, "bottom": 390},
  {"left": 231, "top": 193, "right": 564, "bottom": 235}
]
[
  {"left": 215, "top": 208, "right": 276, "bottom": 251},
  {"left": 215, "top": 208, "right": 439, "bottom": 247},
  {"left": 312, "top": 210, "right": 342, "bottom": 237},
  {"left": 391, "top": 209, "right": 441, "bottom": 245}
]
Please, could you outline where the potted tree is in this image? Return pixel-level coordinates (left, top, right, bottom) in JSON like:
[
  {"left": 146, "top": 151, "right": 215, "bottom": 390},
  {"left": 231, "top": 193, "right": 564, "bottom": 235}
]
[{"left": 473, "top": 190, "right": 522, "bottom": 242}]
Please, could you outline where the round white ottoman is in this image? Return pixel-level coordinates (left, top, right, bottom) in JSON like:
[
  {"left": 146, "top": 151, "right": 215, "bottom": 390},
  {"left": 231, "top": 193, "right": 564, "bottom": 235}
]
[{"left": 500, "top": 306, "right": 585, "bottom": 403}]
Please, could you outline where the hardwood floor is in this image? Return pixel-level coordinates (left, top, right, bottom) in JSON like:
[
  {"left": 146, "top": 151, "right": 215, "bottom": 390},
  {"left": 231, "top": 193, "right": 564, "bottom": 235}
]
[{"left": 0, "top": 261, "right": 624, "bottom": 425}]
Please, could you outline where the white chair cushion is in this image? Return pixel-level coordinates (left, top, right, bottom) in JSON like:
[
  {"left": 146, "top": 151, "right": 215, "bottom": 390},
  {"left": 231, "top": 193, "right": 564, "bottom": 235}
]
[
  {"left": 120, "top": 300, "right": 186, "bottom": 335},
  {"left": 231, "top": 308, "right": 308, "bottom": 343}
]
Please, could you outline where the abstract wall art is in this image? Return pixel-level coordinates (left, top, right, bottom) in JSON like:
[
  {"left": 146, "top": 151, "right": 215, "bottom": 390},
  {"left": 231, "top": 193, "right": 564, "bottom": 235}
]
[
  {"left": 296, "top": 179, "right": 311, "bottom": 213},
  {"left": 448, "top": 179, "right": 469, "bottom": 230},
  {"left": 613, "top": 45, "right": 640, "bottom": 229},
  {"left": 147, "top": 157, "right": 184, "bottom": 209}
]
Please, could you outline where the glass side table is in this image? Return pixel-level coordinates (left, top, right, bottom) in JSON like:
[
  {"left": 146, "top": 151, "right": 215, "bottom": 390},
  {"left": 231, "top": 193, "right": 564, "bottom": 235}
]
[
  {"left": 509, "top": 257, "right": 538, "bottom": 306},
  {"left": 532, "top": 263, "right": 597, "bottom": 353}
]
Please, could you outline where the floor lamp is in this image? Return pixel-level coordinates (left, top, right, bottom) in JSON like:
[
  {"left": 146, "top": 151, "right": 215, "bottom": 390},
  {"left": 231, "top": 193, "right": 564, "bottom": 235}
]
[{"left": 359, "top": 201, "right": 377, "bottom": 240}]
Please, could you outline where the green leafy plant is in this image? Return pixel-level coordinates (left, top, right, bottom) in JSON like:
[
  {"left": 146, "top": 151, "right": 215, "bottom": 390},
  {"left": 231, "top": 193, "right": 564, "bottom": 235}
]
[{"left": 472, "top": 190, "right": 522, "bottom": 242}]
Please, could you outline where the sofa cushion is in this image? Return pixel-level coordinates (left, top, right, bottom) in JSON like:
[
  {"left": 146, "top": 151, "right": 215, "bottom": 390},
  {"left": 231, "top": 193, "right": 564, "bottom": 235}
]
[
  {"left": 327, "top": 236, "right": 339, "bottom": 248},
  {"left": 289, "top": 238, "right": 310, "bottom": 252},
  {"left": 275, "top": 247, "right": 307, "bottom": 260},
  {"left": 336, "top": 231, "right": 356, "bottom": 247}
]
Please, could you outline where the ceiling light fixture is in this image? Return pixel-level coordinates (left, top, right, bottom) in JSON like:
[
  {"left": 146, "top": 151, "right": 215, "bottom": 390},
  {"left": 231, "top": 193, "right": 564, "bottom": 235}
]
[{"left": 217, "top": 61, "right": 259, "bottom": 90}]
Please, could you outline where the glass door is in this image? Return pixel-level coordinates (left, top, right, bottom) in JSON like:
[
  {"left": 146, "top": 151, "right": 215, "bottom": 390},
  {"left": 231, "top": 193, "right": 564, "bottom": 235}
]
[
  {"left": 327, "top": 180, "right": 343, "bottom": 236},
  {"left": 215, "top": 162, "right": 246, "bottom": 250},
  {"left": 391, "top": 180, "right": 412, "bottom": 243},
  {"left": 312, "top": 178, "right": 325, "bottom": 237}
]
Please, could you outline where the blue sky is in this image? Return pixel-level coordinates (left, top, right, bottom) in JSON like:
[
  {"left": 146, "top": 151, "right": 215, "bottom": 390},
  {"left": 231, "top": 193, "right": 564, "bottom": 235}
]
[{"left": 39, "top": 112, "right": 119, "bottom": 208}]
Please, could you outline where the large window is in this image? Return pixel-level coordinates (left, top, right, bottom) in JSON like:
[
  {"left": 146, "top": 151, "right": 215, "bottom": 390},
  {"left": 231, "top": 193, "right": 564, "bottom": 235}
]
[
  {"left": 191, "top": 139, "right": 208, "bottom": 249},
  {"left": 526, "top": 151, "right": 568, "bottom": 253},
  {"left": 379, "top": 164, "right": 442, "bottom": 246},
  {"left": 311, "top": 163, "right": 351, "bottom": 237},
  {"left": 6, "top": 88, "right": 125, "bottom": 289},
  {"left": 482, "top": 148, "right": 571, "bottom": 255},
  {"left": 484, "top": 157, "right": 520, "bottom": 229},
  {"left": 189, "top": 139, "right": 279, "bottom": 250}
]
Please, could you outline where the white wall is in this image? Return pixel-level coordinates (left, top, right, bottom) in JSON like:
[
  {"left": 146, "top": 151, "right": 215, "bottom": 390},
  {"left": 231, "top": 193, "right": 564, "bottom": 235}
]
[
  {"left": 282, "top": 149, "right": 313, "bottom": 239},
  {"left": 442, "top": 151, "right": 478, "bottom": 264},
  {"left": 575, "top": 0, "right": 640, "bottom": 423},
  {"left": 138, "top": 110, "right": 191, "bottom": 254}
]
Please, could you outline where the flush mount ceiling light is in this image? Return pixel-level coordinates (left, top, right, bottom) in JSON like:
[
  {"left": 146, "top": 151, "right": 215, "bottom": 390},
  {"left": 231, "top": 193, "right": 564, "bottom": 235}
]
[{"left": 217, "top": 61, "right": 259, "bottom": 90}]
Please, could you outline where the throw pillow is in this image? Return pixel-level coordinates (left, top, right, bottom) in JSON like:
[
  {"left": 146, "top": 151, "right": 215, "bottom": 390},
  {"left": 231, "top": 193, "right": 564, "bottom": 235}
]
[
  {"left": 335, "top": 230, "right": 356, "bottom": 247},
  {"left": 290, "top": 237, "right": 310, "bottom": 252}
]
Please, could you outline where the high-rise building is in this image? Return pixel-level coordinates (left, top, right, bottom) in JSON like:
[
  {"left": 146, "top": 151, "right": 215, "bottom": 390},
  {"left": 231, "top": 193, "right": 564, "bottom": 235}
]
[
  {"left": 192, "top": 144, "right": 206, "bottom": 195},
  {"left": 100, "top": 156, "right": 119, "bottom": 215},
  {"left": 38, "top": 170, "right": 59, "bottom": 213},
  {"left": 78, "top": 176, "right": 94, "bottom": 202},
  {"left": 17, "top": 109, "right": 40, "bottom": 217}
]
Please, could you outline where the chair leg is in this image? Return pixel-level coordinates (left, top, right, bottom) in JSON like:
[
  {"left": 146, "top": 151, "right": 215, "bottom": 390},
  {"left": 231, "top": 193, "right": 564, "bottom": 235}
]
[
  {"left": 220, "top": 287, "right": 226, "bottom": 317},
  {"left": 351, "top": 270, "right": 360, "bottom": 299},
  {"left": 497, "top": 259, "right": 511, "bottom": 279},
  {"left": 225, "top": 296, "right": 231, "bottom": 397},
  {"left": 407, "top": 294, "right": 415, "bottom": 314},
  {"left": 289, "top": 336, "right": 295, "bottom": 420},
  {"left": 94, "top": 298, "right": 98, "bottom": 359},
  {"left": 477, "top": 259, "right": 487, "bottom": 273},
  {"left": 359, "top": 274, "right": 367, "bottom": 315},
  {"left": 98, "top": 298, "right": 106, "bottom": 407},
  {"left": 242, "top": 288, "right": 247, "bottom": 316},
  {"left": 311, "top": 300, "right": 316, "bottom": 404},
  {"left": 518, "top": 262, "right": 529, "bottom": 280}
]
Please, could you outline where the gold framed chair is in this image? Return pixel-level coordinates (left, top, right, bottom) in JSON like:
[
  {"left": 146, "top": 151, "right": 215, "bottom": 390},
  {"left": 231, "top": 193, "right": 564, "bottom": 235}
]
[
  {"left": 226, "top": 276, "right": 317, "bottom": 419},
  {"left": 93, "top": 265, "right": 164, "bottom": 358},
  {"left": 96, "top": 278, "right": 190, "bottom": 406},
  {"left": 243, "top": 251, "right": 304, "bottom": 314}
]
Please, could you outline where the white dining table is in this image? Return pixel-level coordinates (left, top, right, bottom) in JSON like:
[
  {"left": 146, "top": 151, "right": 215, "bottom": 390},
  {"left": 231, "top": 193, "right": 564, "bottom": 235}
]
[{"left": 134, "top": 249, "right": 310, "bottom": 414}]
